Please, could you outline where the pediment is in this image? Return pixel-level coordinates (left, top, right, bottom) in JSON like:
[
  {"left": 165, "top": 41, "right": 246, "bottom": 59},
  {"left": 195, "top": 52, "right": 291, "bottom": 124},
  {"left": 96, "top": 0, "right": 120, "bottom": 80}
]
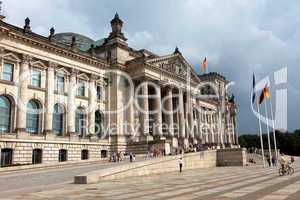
[
  {"left": 78, "top": 73, "right": 89, "bottom": 81},
  {"left": 146, "top": 54, "right": 200, "bottom": 84},
  {"left": 56, "top": 67, "right": 70, "bottom": 76},
  {"left": 2, "top": 53, "right": 21, "bottom": 62},
  {"left": 146, "top": 54, "right": 189, "bottom": 76},
  {"left": 31, "top": 60, "right": 47, "bottom": 69}
]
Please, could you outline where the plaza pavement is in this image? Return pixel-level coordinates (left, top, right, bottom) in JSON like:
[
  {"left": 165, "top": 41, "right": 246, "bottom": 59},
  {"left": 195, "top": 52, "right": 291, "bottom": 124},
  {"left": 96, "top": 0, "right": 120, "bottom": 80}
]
[
  {"left": 1, "top": 159, "right": 299, "bottom": 200},
  {"left": 0, "top": 160, "right": 134, "bottom": 198}
]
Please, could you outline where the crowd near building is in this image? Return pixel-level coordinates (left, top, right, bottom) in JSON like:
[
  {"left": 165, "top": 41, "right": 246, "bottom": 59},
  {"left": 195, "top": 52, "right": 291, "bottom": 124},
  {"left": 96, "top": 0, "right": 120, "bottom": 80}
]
[{"left": 0, "top": 11, "right": 238, "bottom": 167}]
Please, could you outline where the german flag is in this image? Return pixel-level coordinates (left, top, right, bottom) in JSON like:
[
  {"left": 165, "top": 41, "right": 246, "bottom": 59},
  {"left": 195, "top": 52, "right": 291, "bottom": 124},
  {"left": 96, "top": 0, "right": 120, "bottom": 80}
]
[
  {"left": 252, "top": 74, "right": 256, "bottom": 104},
  {"left": 201, "top": 57, "right": 208, "bottom": 71},
  {"left": 259, "top": 84, "right": 270, "bottom": 104}
]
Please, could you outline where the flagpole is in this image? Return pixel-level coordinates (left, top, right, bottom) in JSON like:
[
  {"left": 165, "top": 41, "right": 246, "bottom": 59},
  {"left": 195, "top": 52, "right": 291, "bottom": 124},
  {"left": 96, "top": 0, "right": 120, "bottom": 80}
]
[
  {"left": 264, "top": 100, "right": 272, "bottom": 167},
  {"left": 269, "top": 94, "right": 278, "bottom": 166},
  {"left": 256, "top": 99, "right": 266, "bottom": 168}
]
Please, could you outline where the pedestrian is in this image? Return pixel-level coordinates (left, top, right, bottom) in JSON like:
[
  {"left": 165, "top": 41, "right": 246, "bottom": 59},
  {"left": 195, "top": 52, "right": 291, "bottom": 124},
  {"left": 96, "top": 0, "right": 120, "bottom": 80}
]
[
  {"left": 129, "top": 153, "right": 133, "bottom": 162},
  {"left": 178, "top": 157, "right": 183, "bottom": 173},
  {"left": 266, "top": 154, "right": 271, "bottom": 167},
  {"left": 271, "top": 155, "right": 276, "bottom": 166},
  {"left": 112, "top": 152, "right": 116, "bottom": 162},
  {"left": 291, "top": 156, "right": 295, "bottom": 163}
]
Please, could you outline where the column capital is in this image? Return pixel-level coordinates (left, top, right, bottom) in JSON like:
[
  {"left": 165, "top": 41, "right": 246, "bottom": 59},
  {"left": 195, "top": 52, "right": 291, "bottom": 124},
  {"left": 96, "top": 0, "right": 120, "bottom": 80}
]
[
  {"left": 165, "top": 84, "right": 175, "bottom": 91},
  {"left": 48, "top": 61, "right": 57, "bottom": 69},
  {"left": 70, "top": 68, "right": 79, "bottom": 76},
  {"left": 21, "top": 54, "right": 32, "bottom": 65},
  {"left": 0, "top": 46, "right": 5, "bottom": 55},
  {"left": 90, "top": 74, "right": 99, "bottom": 81}
]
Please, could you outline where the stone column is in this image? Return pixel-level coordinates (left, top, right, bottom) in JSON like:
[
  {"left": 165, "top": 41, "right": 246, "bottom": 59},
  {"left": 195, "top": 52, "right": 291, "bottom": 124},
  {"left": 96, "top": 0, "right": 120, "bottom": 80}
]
[
  {"left": 141, "top": 82, "right": 150, "bottom": 138},
  {"left": 44, "top": 62, "right": 55, "bottom": 135},
  {"left": 88, "top": 75, "right": 97, "bottom": 137},
  {"left": 229, "top": 113, "right": 233, "bottom": 145},
  {"left": 17, "top": 55, "right": 31, "bottom": 136},
  {"left": 195, "top": 108, "right": 200, "bottom": 140},
  {"left": 211, "top": 113, "right": 215, "bottom": 144},
  {"left": 187, "top": 96, "right": 194, "bottom": 139},
  {"left": 165, "top": 87, "right": 174, "bottom": 136},
  {"left": 178, "top": 88, "right": 185, "bottom": 138},
  {"left": 67, "top": 69, "right": 77, "bottom": 134},
  {"left": 197, "top": 107, "right": 202, "bottom": 142},
  {"left": 154, "top": 84, "right": 163, "bottom": 137},
  {"left": 128, "top": 83, "right": 135, "bottom": 136},
  {"left": 205, "top": 113, "right": 209, "bottom": 144}
]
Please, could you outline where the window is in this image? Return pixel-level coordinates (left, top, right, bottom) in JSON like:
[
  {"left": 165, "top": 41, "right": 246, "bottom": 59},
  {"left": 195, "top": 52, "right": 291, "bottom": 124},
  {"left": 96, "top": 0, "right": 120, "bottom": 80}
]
[
  {"left": 0, "top": 96, "right": 11, "bottom": 133},
  {"left": 56, "top": 75, "right": 65, "bottom": 93},
  {"left": 26, "top": 100, "right": 40, "bottom": 134},
  {"left": 77, "top": 80, "right": 85, "bottom": 96},
  {"left": 96, "top": 85, "right": 101, "bottom": 100},
  {"left": 53, "top": 104, "right": 64, "bottom": 135},
  {"left": 1, "top": 148, "right": 13, "bottom": 167},
  {"left": 101, "top": 150, "right": 108, "bottom": 158},
  {"left": 75, "top": 108, "right": 86, "bottom": 135},
  {"left": 58, "top": 149, "right": 67, "bottom": 162},
  {"left": 31, "top": 69, "right": 41, "bottom": 87},
  {"left": 81, "top": 150, "right": 89, "bottom": 160},
  {"left": 32, "top": 149, "right": 42, "bottom": 164},
  {"left": 2, "top": 63, "right": 13, "bottom": 81},
  {"left": 95, "top": 110, "right": 103, "bottom": 137}
]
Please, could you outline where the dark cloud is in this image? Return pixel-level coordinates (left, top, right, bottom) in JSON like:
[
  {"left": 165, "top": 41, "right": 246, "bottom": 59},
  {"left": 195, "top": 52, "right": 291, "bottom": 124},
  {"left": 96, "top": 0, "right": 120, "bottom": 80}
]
[{"left": 2, "top": 0, "right": 299, "bottom": 134}]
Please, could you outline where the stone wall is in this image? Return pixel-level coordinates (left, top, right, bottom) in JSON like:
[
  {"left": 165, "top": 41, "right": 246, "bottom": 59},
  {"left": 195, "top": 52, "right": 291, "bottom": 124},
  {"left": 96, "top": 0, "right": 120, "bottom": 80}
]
[
  {"left": 0, "top": 140, "right": 110, "bottom": 165},
  {"left": 217, "top": 148, "right": 247, "bottom": 166},
  {"left": 75, "top": 150, "right": 217, "bottom": 184}
]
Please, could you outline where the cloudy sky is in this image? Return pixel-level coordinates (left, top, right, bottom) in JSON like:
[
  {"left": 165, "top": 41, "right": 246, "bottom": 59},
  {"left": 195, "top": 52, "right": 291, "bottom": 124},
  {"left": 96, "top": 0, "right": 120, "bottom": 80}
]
[{"left": 2, "top": 0, "right": 299, "bottom": 134}]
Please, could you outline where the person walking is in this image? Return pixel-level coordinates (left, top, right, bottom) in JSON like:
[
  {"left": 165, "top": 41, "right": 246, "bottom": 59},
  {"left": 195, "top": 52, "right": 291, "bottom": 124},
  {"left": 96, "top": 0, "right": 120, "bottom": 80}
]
[
  {"left": 272, "top": 155, "right": 276, "bottom": 166},
  {"left": 129, "top": 153, "right": 133, "bottom": 162},
  {"left": 178, "top": 157, "right": 183, "bottom": 173},
  {"left": 266, "top": 154, "right": 271, "bottom": 167}
]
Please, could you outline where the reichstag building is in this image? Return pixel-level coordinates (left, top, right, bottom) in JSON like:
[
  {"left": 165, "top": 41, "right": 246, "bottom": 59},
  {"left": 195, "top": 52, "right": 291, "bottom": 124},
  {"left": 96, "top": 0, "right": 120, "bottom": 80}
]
[{"left": 0, "top": 12, "right": 238, "bottom": 167}]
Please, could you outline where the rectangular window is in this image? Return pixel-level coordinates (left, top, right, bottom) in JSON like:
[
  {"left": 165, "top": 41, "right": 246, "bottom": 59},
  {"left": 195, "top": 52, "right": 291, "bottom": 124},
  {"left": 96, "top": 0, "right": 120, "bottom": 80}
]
[
  {"left": 56, "top": 75, "right": 65, "bottom": 93},
  {"left": 58, "top": 149, "right": 67, "bottom": 162},
  {"left": 97, "top": 85, "right": 101, "bottom": 100},
  {"left": 77, "top": 80, "right": 85, "bottom": 96},
  {"left": 2, "top": 63, "right": 13, "bottom": 82},
  {"left": 31, "top": 69, "right": 41, "bottom": 87}
]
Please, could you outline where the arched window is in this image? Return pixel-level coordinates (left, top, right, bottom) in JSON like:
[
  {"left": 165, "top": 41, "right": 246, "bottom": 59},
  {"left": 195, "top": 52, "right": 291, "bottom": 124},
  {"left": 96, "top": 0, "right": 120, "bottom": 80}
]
[
  {"left": 26, "top": 100, "right": 41, "bottom": 134},
  {"left": 75, "top": 107, "right": 86, "bottom": 135},
  {"left": 53, "top": 104, "right": 65, "bottom": 135},
  {"left": 0, "top": 96, "right": 11, "bottom": 133},
  {"left": 95, "top": 110, "right": 103, "bottom": 137}
]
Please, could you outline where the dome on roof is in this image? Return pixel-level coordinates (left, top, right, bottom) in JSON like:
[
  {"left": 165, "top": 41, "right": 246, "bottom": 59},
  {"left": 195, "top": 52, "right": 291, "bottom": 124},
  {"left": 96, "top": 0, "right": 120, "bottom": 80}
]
[
  {"left": 52, "top": 32, "right": 105, "bottom": 51},
  {"left": 52, "top": 32, "right": 95, "bottom": 51}
]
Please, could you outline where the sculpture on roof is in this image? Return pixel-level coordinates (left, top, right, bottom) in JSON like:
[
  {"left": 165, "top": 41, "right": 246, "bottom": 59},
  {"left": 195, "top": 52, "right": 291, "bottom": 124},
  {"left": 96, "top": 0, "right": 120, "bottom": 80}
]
[{"left": 23, "top": 17, "right": 31, "bottom": 32}]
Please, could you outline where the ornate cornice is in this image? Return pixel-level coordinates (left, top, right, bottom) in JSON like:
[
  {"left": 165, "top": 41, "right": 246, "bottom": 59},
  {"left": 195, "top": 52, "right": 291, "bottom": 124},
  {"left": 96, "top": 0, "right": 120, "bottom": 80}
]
[{"left": 0, "top": 21, "right": 109, "bottom": 69}]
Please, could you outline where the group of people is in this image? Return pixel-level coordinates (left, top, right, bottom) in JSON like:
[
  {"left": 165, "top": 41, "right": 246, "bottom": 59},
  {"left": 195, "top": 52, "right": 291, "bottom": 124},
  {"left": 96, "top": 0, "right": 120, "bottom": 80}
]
[
  {"left": 264, "top": 153, "right": 295, "bottom": 169},
  {"left": 129, "top": 153, "right": 136, "bottom": 162},
  {"left": 110, "top": 151, "right": 125, "bottom": 162},
  {"left": 147, "top": 148, "right": 166, "bottom": 157},
  {"left": 266, "top": 154, "right": 278, "bottom": 167},
  {"left": 110, "top": 151, "right": 137, "bottom": 163}
]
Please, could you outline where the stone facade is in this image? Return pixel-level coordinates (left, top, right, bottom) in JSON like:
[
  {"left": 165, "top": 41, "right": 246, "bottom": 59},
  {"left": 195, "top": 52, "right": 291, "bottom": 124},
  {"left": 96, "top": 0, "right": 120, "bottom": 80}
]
[{"left": 0, "top": 13, "right": 238, "bottom": 167}]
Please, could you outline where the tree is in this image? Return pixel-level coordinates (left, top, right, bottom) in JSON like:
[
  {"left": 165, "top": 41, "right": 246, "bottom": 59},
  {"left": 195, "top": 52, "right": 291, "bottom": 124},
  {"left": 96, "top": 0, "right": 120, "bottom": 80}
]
[{"left": 239, "top": 129, "right": 300, "bottom": 156}]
